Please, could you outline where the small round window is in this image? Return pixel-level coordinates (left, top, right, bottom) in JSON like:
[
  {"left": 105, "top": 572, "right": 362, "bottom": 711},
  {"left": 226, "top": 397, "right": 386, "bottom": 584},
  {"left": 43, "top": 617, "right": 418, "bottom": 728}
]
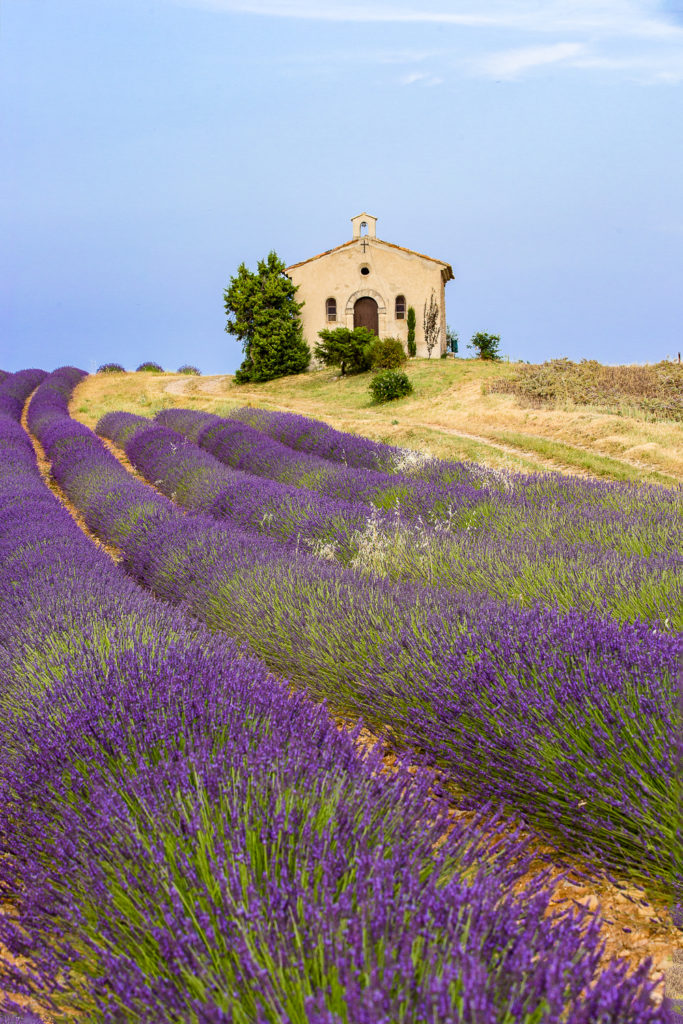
[{"left": 360, "top": 265, "right": 370, "bottom": 276}]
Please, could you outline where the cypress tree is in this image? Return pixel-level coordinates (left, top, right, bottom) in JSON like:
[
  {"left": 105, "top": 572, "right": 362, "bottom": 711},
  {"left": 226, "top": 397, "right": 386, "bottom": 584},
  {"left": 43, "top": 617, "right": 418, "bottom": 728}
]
[{"left": 406, "top": 306, "right": 417, "bottom": 357}]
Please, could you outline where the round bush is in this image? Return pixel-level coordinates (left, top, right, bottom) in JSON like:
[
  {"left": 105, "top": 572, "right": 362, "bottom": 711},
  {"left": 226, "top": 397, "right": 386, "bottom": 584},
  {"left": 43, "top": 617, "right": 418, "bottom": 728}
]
[
  {"left": 370, "top": 337, "right": 407, "bottom": 370},
  {"left": 177, "top": 364, "right": 200, "bottom": 375},
  {"left": 369, "top": 369, "right": 413, "bottom": 404},
  {"left": 136, "top": 361, "right": 164, "bottom": 373},
  {"left": 96, "top": 363, "right": 126, "bottom": 374}
]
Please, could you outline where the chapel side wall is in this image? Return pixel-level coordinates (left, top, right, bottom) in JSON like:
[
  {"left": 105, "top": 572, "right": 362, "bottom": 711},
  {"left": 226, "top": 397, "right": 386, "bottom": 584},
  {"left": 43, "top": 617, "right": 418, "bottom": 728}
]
[{"left": 414, "top": 264, "right": 448, "bottom": 358}]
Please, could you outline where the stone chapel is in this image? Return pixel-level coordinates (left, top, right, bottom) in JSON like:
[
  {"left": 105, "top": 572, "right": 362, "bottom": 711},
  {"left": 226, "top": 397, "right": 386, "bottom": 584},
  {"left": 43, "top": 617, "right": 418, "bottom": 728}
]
[{"left": 286, "top": 213, "right": 453, "bottom": 359}]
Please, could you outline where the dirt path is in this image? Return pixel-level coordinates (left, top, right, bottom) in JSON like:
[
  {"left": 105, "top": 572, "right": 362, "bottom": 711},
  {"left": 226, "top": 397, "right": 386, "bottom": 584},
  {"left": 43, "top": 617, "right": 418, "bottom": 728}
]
[
  {"left": 408, "top": 420, "right": 666, "bottom": 476},
  {"left": 22, "top": 390, "right": 122, "bottom": 563},
  {"left": 19, "top": 395, "right": 681, "bottom": 1008}
]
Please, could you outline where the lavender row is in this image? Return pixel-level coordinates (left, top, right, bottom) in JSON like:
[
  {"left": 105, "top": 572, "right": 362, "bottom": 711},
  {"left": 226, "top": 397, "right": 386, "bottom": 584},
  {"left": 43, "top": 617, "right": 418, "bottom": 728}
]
[
  {"left": 158, "top": 407, "right": 681, "bottom": 561},
  {"left": 155, "top": 406, "right": 487, "bottom": 522},
  {"left": 230, "top": 405, "right": 405, "bottom": 471},
  {"left": 3, "top": 370, "right": 659, "bottom": 1021},
  {"left": 121, "top": 515, "right": 682, "bottom": 907},
  {"left": 139, "top": 408, "right": 680, "bottom": 626},
  {"left": 35, "top": 376, "right": 683, "bottom": 907},
  {"left": 228, "top": 406, "right": 683, "bottom": 545},
  {"left": 97, "top": 410, "right": 383, "bottom": 558},
  {"left": 0, "top": 367, "right": 46, "bottom": 419}
]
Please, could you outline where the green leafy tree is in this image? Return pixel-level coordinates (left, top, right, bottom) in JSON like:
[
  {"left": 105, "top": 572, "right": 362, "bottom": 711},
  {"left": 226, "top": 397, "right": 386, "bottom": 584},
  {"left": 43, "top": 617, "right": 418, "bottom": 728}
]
[
  {"left": 224, "top": 252, "right": 310, "bottom": 384},
  {"left": 446, "top": 326, "right": 459, "bottom": 354},
  {"left": 406, "top": 307, "right": 417, "bottom": 357},
  {"left": 468, "top": 332, "right": 501, "bottom": 361},
  {"left": 315, "top": 327, "right": 375, "bottom": 375}
]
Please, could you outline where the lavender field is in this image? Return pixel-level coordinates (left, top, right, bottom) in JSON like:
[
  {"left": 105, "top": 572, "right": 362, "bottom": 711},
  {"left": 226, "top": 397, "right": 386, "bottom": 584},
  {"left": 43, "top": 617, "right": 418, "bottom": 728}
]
[{"left": 0, "top": 365, "right": 680, "bottom": 1022}]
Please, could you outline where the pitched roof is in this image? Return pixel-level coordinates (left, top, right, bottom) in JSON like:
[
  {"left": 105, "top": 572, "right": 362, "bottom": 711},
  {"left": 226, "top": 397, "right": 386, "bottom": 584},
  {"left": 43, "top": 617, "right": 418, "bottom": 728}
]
[{"left": 286, "top": 237, "right": 454, "bottom": 281}]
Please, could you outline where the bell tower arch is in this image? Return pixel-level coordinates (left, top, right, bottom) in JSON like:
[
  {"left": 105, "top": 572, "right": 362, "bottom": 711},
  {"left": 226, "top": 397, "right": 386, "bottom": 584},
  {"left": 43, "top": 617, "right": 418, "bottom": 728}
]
[{"left": 351, "top": 212, "right": 377, "bottom": 239}]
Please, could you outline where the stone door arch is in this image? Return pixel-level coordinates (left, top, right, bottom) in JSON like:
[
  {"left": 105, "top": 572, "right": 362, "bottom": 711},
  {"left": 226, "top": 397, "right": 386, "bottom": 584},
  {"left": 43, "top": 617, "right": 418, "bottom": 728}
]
[{"left": 353, "top": 297, "right": 379, "bottom": 335}]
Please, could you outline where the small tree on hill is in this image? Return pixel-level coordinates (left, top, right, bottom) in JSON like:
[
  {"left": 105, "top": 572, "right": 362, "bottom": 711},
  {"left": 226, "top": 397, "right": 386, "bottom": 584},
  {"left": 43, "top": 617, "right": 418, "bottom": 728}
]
[
  {"left": 224, "top": 251, "right": 310, "bottom": 384},
  {"left": 468, "top": 332, "right": 501, "bottom": 361},
  {"left": 315, "top": 327, "right": 375, "bottom": 375},
  {"left": 423, "top": 291, "right": 441, "bottom": 358}
]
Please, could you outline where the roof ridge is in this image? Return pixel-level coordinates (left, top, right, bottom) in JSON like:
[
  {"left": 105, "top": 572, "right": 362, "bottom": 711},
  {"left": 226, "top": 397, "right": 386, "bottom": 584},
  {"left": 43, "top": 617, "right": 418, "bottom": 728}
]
[{"left": 286, "top": 237, "right": 453, "bottom": 279}]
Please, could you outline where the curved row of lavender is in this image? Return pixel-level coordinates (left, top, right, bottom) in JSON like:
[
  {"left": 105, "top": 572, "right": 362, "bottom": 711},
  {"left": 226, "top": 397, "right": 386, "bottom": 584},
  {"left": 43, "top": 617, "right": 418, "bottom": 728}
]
[
  {"left": 96, "top": 410, "right": 388, "bottom": 559},
  {"left": 162, "top": 406, "right": 683, "bottom": 538},
  {"left": 156, "top": 407, "right": 486, "bottom": 518},
  {"left": 99, "top": 410, "right": 679, "bottom": 648},
  {"left": 152, "top": 408, "right": 681, "bottom": 626},
  {"left": 31, "top": 372, "right": 681, "bottom": 909},
  {"left": 0, "top": 367, "right": 46, "bottom": 418},
  {"left": 230, "top": 405, "right": 405, "bottom": 471},
  {"left": 228, "top": 405, "right": 683, "bottom": 547},
  {"left": 4, "top": 371, "right": 665, "bottom": 1021}
]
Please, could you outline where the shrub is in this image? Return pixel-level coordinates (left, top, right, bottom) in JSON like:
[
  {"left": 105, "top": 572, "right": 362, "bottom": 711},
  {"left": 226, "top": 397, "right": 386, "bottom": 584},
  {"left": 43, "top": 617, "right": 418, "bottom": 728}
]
[
  {"left": 177, "top": 364, "right": 200, "bottom": 375},
  {"left": 369, "top": 369, "right": 413, "bottom": 404},
  {"left": 136, "top": 361, "right": 164, "bottom": 373},
  {"left": 315, "top": 327, "right": 375, "bottom": 375},
  {"left": 370, "top": 337, "right": 407, "bottom": 370},
  {"left": 406, "top": 307, "right": 417, "bottom": 358},
  {"left": 96, "top": 363, "right": 125, "bottom": 374},
  {"left": 468, "top": 332, "right": 501, "bottom": 361},
  {"left": 488, "top": 358, "right": 683, "bottom": 421}
]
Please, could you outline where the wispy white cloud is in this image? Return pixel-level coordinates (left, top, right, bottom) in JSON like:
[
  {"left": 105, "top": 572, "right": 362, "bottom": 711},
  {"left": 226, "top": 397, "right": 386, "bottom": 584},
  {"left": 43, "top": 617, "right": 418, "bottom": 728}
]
[
  {"left": 400, "top": 71, "right": 444, "bottom": 86},
  {"left": 169, "top": 0, "right": 683, "bottom": 82},
  {"left": 473, "top": 42, "right": 587, "bottom": 79},
  {"left": 569, "top": 49, "right": 683, "bottom": 81},
  {"left": 176, "top": 0, "right": 683, "bottom": 38}
]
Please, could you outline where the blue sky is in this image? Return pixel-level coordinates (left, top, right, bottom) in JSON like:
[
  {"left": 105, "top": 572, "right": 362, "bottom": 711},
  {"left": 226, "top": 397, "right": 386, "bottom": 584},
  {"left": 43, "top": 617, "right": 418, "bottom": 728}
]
[{"left": 2, "top": 0, "right": 683, "bottom": 373}]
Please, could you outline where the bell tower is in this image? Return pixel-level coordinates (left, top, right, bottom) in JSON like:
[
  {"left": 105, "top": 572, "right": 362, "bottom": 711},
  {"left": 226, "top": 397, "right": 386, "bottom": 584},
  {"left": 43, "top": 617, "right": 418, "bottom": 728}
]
[{"left": 351, "top": 212, "right": 377, "bottom": 239}]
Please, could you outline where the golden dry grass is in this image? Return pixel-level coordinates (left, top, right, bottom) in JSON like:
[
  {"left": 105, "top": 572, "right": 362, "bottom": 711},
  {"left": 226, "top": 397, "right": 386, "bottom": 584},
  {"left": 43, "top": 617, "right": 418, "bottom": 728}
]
[{"left": 71, "top": 359, "right": 683, "bottom": 483}]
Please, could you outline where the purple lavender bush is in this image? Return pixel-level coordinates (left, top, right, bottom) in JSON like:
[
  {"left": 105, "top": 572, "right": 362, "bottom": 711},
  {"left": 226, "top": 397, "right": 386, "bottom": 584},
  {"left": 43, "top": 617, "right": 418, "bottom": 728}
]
[
  {"left": 156, "top": 407, "right": 682, "bottom": 627},
  {"left": 231, "top": 405, "right": 403, "bottom": 470},
  {"left": 119, "top": 513, "right": 682, "bottom": 907},
  {"left": 0, "top": 367, "right": 46, "bottom": 419},
  {"left": 98, "top": 411, "right": 383, "bottom": 557},
  {"left": 156, "top": 407, "right": 483, "bottom": 517},
  {"left": 30, "top": 372, "right": 683, "bottom": 909},
  {"left": 0, "top": 370, "right": 670, "bottom": 1021}
]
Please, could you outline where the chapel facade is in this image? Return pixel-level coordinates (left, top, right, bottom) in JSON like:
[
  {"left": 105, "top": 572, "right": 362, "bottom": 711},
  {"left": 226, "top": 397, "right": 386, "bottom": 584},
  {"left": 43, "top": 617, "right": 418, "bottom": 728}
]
[{"left": 286, "top": 213, "right": 454, "bottom": 360}]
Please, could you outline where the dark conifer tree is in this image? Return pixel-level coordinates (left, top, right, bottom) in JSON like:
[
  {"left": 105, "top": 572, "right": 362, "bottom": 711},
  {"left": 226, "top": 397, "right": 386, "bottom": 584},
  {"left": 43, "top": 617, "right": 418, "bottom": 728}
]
[{"left": 224, "top": 252, "right": 310, "bottom": 383}]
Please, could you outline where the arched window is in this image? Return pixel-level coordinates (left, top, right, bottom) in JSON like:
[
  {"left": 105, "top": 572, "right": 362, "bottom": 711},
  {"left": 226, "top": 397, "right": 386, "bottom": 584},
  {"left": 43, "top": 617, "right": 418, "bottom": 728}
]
[
  {"left": 395, "top": 295, "right": 406, "bottom": 320},
  {"left": 326, "top": 297, "right": 337, "bottom": 322}
]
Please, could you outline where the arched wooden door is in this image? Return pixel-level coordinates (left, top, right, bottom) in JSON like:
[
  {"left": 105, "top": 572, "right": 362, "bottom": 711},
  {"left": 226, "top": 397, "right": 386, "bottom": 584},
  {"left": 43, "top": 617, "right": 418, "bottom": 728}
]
[{"left": 353, "top": 297, "right": 379, "bottom": 335}]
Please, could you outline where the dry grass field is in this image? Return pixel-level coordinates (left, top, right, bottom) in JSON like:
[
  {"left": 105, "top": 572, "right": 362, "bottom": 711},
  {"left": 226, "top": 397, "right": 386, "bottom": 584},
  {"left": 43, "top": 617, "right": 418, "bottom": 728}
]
[{"left": 72, "top": 359, "right": 683, "bottom": 484}]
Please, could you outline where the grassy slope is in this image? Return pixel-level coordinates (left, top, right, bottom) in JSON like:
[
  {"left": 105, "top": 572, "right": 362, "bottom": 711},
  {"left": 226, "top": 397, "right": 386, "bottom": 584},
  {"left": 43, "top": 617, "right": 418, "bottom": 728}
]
[{"left": 71, "top": 359, "right": 683, "bottom": 484}]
